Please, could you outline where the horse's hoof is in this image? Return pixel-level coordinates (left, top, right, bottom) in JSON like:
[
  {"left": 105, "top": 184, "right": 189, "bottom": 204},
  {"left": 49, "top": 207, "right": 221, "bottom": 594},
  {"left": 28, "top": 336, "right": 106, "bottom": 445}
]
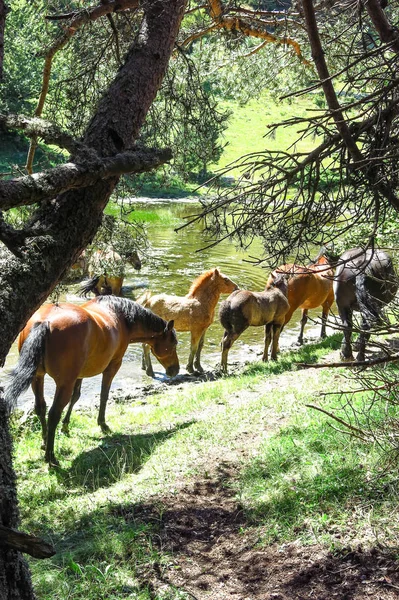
[
  {"left": 61, "top": 424, "right": 70, "bottom": 436},
  {"left": 100, "top": 424, "right": 112, "bottom": 434},
  {"left": 186, "top": 365, "right": 195, "bottom": 374},
  {"left": 146, "top": 369, "right": 155, "bottom": 378},
  {"left": 45, "top": 455, "right": 60, "bottom": 468},
  {"left": 193, "top": 365, "right": 204, "bottom": 374}
]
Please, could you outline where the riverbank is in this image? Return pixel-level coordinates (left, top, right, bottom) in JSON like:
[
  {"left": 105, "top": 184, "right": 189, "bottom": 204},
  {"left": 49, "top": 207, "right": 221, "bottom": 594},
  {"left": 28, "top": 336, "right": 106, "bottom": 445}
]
[{"left": 12, "top": 334, "right": 399, "bottom": 600}]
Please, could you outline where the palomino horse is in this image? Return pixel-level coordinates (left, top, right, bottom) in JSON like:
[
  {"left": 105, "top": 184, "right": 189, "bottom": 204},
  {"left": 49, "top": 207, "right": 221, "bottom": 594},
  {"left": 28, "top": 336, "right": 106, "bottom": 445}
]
[
  {"left": 219, "top": 273, "right": 289, "bottom": 373},
  {"left": 78, "top": 249, "right": 142, "bottom": 296},
  {"left": 333, "top": 247, "right": 398, "bottom": 361},
  {"left": 139, "top": 268, "right": 238, "bottom": 375},
  {"left": 265, "top": 251, "right": 334, "bottom": 344},
  {"left": 5, "top": 296, "right": 179, "bottom": 465}
]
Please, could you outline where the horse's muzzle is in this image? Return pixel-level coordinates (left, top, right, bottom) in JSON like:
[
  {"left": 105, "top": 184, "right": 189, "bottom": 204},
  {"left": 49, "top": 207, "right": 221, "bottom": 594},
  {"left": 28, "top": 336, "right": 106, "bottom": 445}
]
[{"left": 166, "top": 364, "right": 180, "bottom": 377}]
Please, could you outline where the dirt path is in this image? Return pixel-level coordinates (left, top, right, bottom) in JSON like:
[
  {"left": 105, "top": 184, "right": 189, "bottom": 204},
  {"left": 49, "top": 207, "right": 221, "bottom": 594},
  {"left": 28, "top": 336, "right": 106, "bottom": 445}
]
[{"left": 112, "top": 364, "right": 399, "bottom": 600}]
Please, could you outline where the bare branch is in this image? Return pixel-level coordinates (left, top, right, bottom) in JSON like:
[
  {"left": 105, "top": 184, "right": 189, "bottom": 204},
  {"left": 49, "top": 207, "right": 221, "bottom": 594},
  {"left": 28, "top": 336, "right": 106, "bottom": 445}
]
[
  {"left": 305, "top": 403, "right": 370, "bottom": 441},
  {"left": 0, "top": 113, "right": 86, "bottom": 155},
  {"left": 298, "top": 353, "right": 399, "bottom": 369},
  {"left": 206, "top": 0, "right": 310, "bottom": 64},
  {"left": 363, "top": 0, "right": 399, "bottom": 54}
]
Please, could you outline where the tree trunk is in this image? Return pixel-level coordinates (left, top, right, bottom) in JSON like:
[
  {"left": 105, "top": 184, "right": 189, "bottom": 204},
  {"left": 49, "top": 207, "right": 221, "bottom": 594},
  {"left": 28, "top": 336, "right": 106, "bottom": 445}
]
[{"left": 0, "top": 0, "right": 186, "bottom": 597}]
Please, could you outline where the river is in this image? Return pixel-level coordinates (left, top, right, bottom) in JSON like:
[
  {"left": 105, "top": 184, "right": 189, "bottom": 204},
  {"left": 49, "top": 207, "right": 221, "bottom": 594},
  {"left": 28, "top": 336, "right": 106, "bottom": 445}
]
[{"left": 1, "top": 197, "right": 334, "bottom": 410}]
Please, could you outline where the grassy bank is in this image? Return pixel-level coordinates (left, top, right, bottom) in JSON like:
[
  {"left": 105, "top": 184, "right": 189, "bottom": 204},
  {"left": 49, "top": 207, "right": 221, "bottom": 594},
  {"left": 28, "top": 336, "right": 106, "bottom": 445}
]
[{"left": 12, "top": 335, "right": 399, "bottom": 600}]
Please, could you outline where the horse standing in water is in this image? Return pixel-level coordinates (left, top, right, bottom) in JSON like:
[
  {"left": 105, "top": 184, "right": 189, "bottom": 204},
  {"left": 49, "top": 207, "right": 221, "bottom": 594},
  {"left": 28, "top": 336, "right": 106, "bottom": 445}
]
[
  {"left": 78, "top": 248, "right": 142, "bottom": 296},
  {"left": 5, "top": 296, "right": 179, "bottom": 465},
  {"left": 333, "top": 247, "right": 398, "bottom": 361},
  {"left": 265, "top": 251, "right": 335, "bottom": 344},
  {"left": 219, "top": 273, "right": 289, "bottom": 373},
  {"left": 138, "top": 268, "right": 238, "bottom": 375}
]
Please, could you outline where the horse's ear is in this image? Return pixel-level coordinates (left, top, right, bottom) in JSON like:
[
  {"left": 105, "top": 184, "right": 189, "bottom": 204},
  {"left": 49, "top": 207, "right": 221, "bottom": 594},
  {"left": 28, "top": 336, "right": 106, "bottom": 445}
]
[
  {"left": 270, "top": 272, "right": 276, "bottom": 280},
  {"left": 166, "top": 320, "right": 174, "bottom": 331},
  {"left": 213, "top": 268, "right": 220, "bottom": 278}
]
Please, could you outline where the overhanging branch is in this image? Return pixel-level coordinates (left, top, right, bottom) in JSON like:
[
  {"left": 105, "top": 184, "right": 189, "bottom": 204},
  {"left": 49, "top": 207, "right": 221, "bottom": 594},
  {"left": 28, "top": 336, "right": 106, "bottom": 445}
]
[
  {"left": 0, "top": 113, "right": 87, "bottom": 156},
  {"left": 0, "top": 147, "right": 173, "bottom": 210}
]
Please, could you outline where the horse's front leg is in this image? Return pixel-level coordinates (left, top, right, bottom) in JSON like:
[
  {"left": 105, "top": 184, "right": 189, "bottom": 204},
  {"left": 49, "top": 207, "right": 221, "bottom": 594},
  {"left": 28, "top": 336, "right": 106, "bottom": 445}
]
[
  {"left": 263, "top": 322, "right": 275, "bottom": 361},
  {"left": 269, "top": 323, "right": 283, "bottom": 361},
  {"left": 62, "top": 379, "right": 82, "bottom": 435},
  {"left": 98, "top": 360, "right": 122, "bottom": 433},
  {"left": 339, "top": 307, "right": 354, "bottom": 361},
  {"left": 142, "top": 343, "right": 154, "bottom": 377}
]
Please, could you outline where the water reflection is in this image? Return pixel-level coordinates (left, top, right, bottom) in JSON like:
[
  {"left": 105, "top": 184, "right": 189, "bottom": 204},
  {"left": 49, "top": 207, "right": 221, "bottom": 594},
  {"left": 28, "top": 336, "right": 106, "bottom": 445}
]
[{"left": 2, "top": 198, "right": 332, "bottom": 409}]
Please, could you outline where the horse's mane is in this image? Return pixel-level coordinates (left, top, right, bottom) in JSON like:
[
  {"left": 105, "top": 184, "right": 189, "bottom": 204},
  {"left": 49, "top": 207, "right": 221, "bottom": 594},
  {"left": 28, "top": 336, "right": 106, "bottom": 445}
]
[
  {"left": 187, "top": 269, "right": 215, "bottom": 297},
  {"left": 96, "top": 295, "right": 169, "bottom": 334}
]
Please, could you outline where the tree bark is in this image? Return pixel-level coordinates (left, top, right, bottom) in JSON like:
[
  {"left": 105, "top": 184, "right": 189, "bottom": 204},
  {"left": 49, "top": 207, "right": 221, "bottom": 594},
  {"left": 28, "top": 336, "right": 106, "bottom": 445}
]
[
  {"left": 0, "top": 0, "right": 186, "bottom": 597},
  {"left": 0, "top": 0, "right": 7, "bottom": 80}
]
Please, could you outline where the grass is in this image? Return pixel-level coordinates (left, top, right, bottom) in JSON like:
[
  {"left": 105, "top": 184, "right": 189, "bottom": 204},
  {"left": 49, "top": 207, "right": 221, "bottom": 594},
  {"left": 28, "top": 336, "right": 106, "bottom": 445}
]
[
  {"left": 11, "top": 334, "right": 399, "bottom": 599},
  {"left": 215, "top": 91, "right": 319, "bottom": 175}
]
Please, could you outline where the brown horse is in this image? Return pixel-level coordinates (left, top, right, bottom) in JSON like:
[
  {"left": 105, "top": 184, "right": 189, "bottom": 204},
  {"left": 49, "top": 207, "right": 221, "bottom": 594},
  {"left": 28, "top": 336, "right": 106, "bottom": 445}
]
[
  {"left": 219, "top": 273, "right": 289, "bottom": 373},
  {"left": 265, "top": 252, "right": 334, "bottom": 344},
  {"left": 78, "top": 249, "right": 142, "bottom": 296},
  {"left": 138, "top": 268, "right": 239, "bottom": 375},
  {"left": 5, "top": 296, "right": 178, "bottom": 465}
]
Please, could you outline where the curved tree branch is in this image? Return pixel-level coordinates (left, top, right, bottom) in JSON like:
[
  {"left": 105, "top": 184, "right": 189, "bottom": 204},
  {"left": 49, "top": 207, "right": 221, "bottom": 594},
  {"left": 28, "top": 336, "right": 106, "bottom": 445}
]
[
  {"left": 207, "top": 0, "right": 310, "bottom": 64},
  {"left": 0, "top": 147, "right": 172, "bottom": 210}
]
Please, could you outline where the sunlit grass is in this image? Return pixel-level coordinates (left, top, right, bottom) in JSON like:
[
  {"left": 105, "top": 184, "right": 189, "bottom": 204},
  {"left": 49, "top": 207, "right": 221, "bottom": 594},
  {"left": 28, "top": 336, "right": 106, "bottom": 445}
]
[{"left": 12, "top": 334, "right": 399, "bottom": 598}]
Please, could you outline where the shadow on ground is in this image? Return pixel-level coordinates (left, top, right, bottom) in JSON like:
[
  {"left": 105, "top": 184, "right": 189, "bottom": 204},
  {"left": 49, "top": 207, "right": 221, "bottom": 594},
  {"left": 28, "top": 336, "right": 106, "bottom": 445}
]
[
  {"left": 57, "top": 421, "right": 195, "bottom": 491},
  {"left": 118, "top": 463, "right": 399, "bottom": 600}
]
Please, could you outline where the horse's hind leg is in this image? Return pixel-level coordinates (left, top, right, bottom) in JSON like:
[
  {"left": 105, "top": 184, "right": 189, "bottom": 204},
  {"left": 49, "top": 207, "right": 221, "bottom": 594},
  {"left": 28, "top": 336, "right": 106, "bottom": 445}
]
[
  {"left": 356, "top": 315, "right": 371, "bottom": 362},
  {"left": 98, "top": 359, "right": 122, "bottom": 433},
  {"left": 193, "top": 331, "right": 206, "bottom": 373},
  {"left": 187, "top": 330, "right": 205, "bottom": 374},
  {"left": 298, "top": 309, "right": 308, "bottom": 345},
  {"left": 62, "top": 379, "right": 82, "bottom": 435},
  {"left": 221, "top": 330, "right": 241, "bottom": 373},
  {"left": 32, "top": 375, "right": 47, "bottom": 449},
  {"left": 46, "top": 382, "right": 76, "bottom": 466},
  {"left": 142, "top": 343, "right": 154, "bottom": 377},
  {"left": 339, "top": 308, "right": 354, "bottom": 361}
]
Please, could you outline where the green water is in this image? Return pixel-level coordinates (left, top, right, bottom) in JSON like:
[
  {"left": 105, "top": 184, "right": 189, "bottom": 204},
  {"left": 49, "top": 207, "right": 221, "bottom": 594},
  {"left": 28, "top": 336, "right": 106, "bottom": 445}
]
[{"left": 3, "top": 197, "right": 332, "bottom": 407}]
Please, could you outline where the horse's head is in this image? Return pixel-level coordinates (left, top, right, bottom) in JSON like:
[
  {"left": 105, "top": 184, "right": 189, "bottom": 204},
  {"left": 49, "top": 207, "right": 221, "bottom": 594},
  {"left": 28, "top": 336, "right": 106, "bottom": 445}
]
[
  {"left": 148, "top": 320, "right": 179, "bottom": 377},
  {"left": 127, "top": 250, "right": 142, "bottom": 271},
  {"left": 213, "top": 268, "right": 239, "bottom": 293},
  {"left": 268, "top": 272, "right": 289, "bottom": 297}
]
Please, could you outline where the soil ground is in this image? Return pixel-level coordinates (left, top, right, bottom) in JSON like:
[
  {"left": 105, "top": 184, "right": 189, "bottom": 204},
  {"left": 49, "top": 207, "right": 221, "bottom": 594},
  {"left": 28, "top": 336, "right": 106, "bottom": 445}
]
[{"left": 113, "top": 351, "right": 399, "bottom": 600}]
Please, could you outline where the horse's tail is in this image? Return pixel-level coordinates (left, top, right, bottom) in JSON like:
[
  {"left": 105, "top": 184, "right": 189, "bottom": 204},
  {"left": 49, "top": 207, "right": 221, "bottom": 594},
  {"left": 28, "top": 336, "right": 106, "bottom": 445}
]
[
  {"left": 219, "top": 298, "right": 234, "bottom": 332},
  {"left": 355, "top": 273, "right": 382, "bottom": 323},
  {"left": 4, "top": 321, "right": 49, "bottom": 411},
  {"left": 136, "top": 289, "right": 152, "bottom": 307},
  {"left": 78, "top": 275, "right": 101, "bottom": 297}
]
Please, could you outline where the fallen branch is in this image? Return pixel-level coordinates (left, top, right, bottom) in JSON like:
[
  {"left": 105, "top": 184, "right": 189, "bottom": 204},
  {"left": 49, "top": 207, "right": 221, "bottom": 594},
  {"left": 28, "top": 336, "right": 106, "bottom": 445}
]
[
  {"left": 298, "top": 353, "right": 399, "bottom": 369},
  {"left": 0, "top": 525, "right": 55, "bottom": 559}
]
